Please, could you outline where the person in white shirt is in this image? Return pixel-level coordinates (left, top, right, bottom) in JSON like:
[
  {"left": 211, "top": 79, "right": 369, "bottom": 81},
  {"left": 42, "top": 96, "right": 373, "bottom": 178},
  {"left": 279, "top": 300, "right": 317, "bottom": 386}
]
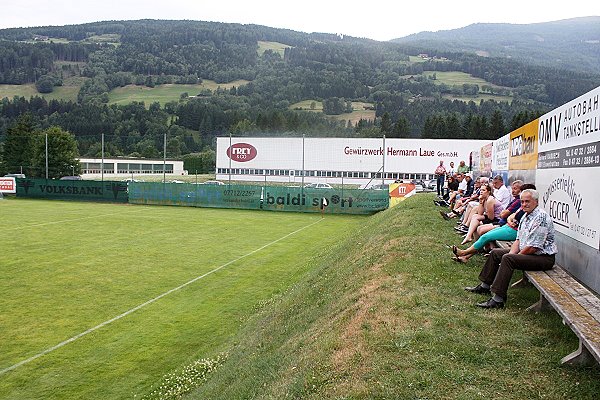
[{"left": 491, "top": 175, "right": 511, "bottom": 209}]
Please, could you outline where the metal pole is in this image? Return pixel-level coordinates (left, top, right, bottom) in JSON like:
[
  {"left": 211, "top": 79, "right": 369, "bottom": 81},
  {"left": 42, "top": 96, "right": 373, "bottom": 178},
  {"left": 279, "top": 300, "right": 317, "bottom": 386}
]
[
  {"left": 101, "top": 133, "right": 104, "bottom": 182},
  {"left": 302, "top": 134, "right": 305, "bottom": 188},
  {"left": 45, "top": 133, "right": 48, "bottom": 179},
  {"left": 228, "top": 132, "right": 232, "bottom": 185},
  {"left": 382, "top": 134, "right": 386, "bottom": 185},
  {"left": 163, "top": 132, "right": 167, "bottom": 183}
]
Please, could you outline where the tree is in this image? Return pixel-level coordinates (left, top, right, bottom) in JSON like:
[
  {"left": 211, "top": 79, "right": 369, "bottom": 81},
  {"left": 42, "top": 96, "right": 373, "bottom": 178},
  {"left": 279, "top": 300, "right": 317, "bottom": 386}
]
[
  {"left": 31, "top": 126, "right": 80, "bottom": 178},
  {"left": 489, "top": 110, "right": 506, "bottom": 139},
  {"left": 35, "top": 75, "right": 55, "bottom": 93},
  {"left": 2, "top": 114, "right": 37, "bottom": 176},
  {"left": 380, "top": 112, "right": 392, "bottom": 134},
  {"left": 390, "top": 117, "right": 410, "bottom": 138}
]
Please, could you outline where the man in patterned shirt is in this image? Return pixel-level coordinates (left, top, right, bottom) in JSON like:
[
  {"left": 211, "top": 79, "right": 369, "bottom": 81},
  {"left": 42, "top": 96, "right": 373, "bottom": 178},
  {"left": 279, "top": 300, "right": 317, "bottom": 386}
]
[{"left": 464, "top": 189, "right": 557, "bottom": 309}]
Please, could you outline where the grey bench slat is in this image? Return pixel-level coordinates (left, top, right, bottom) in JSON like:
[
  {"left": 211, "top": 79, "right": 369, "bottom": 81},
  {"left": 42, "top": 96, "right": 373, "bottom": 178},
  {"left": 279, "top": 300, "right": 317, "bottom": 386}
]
[
  {"left": 545, "top": 267, "right": 600, "bottom": 322},
  {"left": 525, "top": 269, "right": 600, "bottom": 364}
]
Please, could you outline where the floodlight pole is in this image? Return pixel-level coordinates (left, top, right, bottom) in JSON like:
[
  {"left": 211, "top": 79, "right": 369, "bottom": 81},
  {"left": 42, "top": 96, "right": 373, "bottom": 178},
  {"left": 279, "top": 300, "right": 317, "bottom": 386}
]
[
  {"left": 382, "top": 135, "right": 386, "bottom": 185},
  {"left": 101, "top": 133, "right": 104, "bottom": 182},
  {"left": 228, "top": 132, "right": 232, "bottom": 185},
  {"left": 302, "top": 134, "right": 305, "bottom": 189},
  {"left": 45, "top": 133, "right": 48, "bottom": 179},
  {"left": 163, "top": 132, "right": 167, "bottom": 183}
]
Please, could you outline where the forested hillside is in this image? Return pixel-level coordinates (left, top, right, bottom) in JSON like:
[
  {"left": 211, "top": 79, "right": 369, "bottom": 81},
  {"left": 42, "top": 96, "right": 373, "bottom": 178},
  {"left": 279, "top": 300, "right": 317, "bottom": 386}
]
[
  {"left": 393, "top": 17, "right": 600, "bottom": 75},
  {"left": 1, "top": 19, "right": 599, "bottom": 175}
]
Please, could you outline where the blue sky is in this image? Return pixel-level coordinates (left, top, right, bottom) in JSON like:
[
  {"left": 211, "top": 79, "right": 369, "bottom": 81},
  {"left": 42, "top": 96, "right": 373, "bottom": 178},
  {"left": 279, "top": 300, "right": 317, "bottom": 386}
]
[{"left": 2, "top": 0, "right": 599, "bottom": 41}]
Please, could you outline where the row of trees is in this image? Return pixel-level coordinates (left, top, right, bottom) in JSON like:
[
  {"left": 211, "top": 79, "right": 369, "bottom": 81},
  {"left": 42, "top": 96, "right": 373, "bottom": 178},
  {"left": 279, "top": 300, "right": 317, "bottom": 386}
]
[
  {"left": 1, "top": 114, "right": 80, "bottom": 178},
  {"left": 0, "top": 93, "right": 546, "bottom": 163}
]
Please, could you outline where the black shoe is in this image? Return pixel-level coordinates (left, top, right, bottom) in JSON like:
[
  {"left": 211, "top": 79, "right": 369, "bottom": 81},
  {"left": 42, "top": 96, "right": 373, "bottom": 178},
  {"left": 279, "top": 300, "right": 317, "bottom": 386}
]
[
  {"left": 440, "top": 210, "right": 451, "bottom": 220},
  {"left": 454, "top": 225, "right": 468, "bottom": 232},
  {"left": 476, "top": 298, "right": 504, "bottom": 309},
  {"left": 464, "top": 284, "right": 491, "bottom": 295}
]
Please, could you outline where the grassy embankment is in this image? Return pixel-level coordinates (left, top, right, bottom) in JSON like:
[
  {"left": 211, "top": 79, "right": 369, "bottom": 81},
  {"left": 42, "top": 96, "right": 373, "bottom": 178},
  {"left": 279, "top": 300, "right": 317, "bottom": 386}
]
[{"left": 188, "top": 193, "right": 599, "bottom": 399}]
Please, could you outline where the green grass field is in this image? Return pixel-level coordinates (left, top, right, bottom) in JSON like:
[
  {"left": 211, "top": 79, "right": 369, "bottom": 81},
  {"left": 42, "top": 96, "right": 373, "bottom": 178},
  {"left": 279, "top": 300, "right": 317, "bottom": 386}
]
[
  {"left": 257, "top": 41, "right": 291, "bottom": 57},
  {"left": 442, "top": 93, "right": 514, "bottom": 104},
  {"left": 107, "top": 80, "right": 250, "bottom": 106},
  {"left": 289, "top": 100, "right": 376, "bottom": 125},
  {"left": 0, "top": 199, "right": 363, "bottom": 399},
  {"left": 0, "top": 79, "right": 84, "bottom": 103}
]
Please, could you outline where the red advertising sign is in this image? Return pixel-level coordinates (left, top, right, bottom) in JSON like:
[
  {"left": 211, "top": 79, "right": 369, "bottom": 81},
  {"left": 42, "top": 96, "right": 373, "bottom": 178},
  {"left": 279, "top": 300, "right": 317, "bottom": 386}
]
[
  {"left": 0, "top": 177, "right": 16, "bottom": 193},
  {"left": 227, "top": 143, "right": 257, "bottom": 162}
]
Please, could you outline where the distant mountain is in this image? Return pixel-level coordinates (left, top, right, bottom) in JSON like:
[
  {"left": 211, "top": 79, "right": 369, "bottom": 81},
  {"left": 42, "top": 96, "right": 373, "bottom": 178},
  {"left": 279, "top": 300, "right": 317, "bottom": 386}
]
[{"left": 391, "top": 17, "right": 600, "bottom": 75}]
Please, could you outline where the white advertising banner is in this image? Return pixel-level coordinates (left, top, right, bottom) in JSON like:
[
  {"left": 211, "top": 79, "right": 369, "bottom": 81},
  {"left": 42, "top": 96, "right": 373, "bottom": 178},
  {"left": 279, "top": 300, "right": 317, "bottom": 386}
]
[
  {"left": 0, "top": 177, "right": 17, "bottom": 194},
  {"left": 492, "top": 134, "right": 509, "bottom": 172},
  {"left": 217, "top": 137, "right": 488, "bottom": 173},
  {"left": 536, "top": 86, "right": 600, "bottom": 249}
]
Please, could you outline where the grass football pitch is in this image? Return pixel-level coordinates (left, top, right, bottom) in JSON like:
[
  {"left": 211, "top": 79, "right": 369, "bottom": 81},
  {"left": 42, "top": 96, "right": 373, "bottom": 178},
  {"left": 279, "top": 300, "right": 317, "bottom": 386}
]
[{"left": 0, "top": 199, "right": 363, "bottom": 399}]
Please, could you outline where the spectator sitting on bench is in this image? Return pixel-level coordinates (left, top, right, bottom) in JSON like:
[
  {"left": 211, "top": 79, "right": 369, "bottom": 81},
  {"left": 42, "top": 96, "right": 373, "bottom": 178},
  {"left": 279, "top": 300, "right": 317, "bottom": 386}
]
[
  {"left": 460, "top": 183, "right": 502, "bottom": 245},
  {"left": 434, "top": 174, "right": 459, "bottom": 206},
  {"left": 464, "top": 188, "right": 557, "bottom": 309},
  {"left": 492, "top": 174, "right": 511, "bottom": 209},
  {"left": 441, "top": 173, "right": 475, "bottom": 219},
  {"left": 476, "top": 180, "right": 523, "bottom": 237},
  {"left": 451, "top": 183, "right": 535, "bottom": 263},
  {"left": 452, "top": 177, "right": 489, "bottom": 228},
  {"left": 446, "top": 173, "right": 466, "bottom": 208}
]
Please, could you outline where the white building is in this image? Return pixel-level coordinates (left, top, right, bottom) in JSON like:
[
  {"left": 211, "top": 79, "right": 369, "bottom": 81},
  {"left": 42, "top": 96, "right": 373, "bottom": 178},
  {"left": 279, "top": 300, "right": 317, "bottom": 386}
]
[
  {"left": 216, "top": 137, "right": 489, "bottom": 185},
  {"left": 79, "top": 157, "right": 185, "bottom": 178}
]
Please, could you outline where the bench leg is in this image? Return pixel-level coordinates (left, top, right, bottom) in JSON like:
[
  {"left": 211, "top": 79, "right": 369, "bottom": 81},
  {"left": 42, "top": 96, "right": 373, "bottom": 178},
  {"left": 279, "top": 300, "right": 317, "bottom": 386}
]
[
  {"left": 561, "top": 341, "right": 596, "bottom": 367},
  {"left": 511, "top": 272, "right": 530, "bottom": 289},
  {"left": 527, "top": 294, "right": 552, "bottom": 312}
]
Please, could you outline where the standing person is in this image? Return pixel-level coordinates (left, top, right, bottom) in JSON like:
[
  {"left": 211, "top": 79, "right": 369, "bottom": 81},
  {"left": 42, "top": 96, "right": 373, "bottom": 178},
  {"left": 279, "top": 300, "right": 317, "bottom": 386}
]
[
  {"left": 446, "top": 162, "right": 456, "bottom": 178},
  {"left": 434, "top": 160, "right": 446, "bottom": 197},
  {"left": 464, "top": 189, "right": 557, "bottom": 309},
  {"left": 457, "top": 160, "right": 469, "bottom": 174}
]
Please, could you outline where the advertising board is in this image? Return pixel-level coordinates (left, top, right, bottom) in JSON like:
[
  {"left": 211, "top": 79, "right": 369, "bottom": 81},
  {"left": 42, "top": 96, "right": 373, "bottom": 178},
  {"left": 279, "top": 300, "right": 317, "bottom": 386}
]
[
  {"left": 492, "top": 134, "right": 509, "bottom": 174},
  {"left": 507, "top": 119, "right": 539, "bottom": 184},
  {"left": 0, "top": 177, "right": 17, "bottom": 194},
  {"left": 536, "top": 86, "right": 600, "bottom": 249},
  {"left": 216, "top": 137, "right": 489, "bottom": 184}
]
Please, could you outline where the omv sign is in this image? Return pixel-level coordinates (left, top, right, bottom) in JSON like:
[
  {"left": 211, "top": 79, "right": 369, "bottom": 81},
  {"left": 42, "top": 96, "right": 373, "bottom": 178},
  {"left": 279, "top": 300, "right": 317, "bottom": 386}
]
[{"left": 227, "top": 143, "right": 257, "bottom": 162}]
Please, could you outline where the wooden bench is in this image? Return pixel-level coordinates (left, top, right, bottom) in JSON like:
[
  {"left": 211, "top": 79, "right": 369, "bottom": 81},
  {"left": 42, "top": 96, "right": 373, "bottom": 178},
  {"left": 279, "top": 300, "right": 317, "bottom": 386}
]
[{"left": 493, "top": 240, "right": 600, "bottom": 366}]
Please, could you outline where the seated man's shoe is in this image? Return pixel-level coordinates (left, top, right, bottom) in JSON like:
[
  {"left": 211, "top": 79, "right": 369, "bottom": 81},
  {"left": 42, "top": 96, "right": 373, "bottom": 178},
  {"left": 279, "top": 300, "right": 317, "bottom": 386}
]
[
  {"left": 476, "top": 298, "right": 504, "bottom": 309},
  {"left": 464, "top": 284, "right": 491, "bottom": 295}
]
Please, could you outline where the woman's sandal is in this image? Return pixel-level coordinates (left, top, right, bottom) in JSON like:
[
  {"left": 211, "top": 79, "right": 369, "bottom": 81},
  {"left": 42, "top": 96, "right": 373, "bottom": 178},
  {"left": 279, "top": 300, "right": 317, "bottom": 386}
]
[{"left": 451, "top": 256, "right": 467, "bottom": 263}]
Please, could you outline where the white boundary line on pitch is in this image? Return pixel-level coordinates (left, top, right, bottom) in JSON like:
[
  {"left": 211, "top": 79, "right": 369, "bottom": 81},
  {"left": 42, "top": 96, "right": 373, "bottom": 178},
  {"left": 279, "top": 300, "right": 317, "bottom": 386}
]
[
  {"left": 6, "top": 208, "right": 148, "bottom": 231},
  {"left": 0, "top": 218, "right": 323, "bottom": 376}
]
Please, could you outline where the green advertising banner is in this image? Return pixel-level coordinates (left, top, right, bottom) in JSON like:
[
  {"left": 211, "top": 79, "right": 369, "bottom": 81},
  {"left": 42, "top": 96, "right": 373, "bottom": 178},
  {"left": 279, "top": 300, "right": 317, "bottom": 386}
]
[
  {"left": 15, "top": 179, "right": 129, "bottom": 202},
  {"left": 128, "top": 182, "right": 388, "bottom": 214}
]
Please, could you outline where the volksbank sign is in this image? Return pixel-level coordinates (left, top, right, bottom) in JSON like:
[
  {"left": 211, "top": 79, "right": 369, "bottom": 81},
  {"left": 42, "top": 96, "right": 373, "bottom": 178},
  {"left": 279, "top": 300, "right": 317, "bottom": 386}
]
[{"left": 16, "top": 179, "right": 128, "bottom": 202}]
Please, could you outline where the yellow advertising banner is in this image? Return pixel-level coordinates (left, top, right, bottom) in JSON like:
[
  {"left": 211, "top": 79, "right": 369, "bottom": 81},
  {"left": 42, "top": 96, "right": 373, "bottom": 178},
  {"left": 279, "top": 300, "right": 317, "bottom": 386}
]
[{"left": 509, "top": 119, "right": 539, "bottom": 170}]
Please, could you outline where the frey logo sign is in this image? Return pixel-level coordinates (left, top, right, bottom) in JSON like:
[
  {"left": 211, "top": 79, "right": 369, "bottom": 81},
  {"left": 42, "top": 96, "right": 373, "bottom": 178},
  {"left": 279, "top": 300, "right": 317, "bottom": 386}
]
[{"left": 227, "top": 143, "right": 257, "bottom": 162}]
